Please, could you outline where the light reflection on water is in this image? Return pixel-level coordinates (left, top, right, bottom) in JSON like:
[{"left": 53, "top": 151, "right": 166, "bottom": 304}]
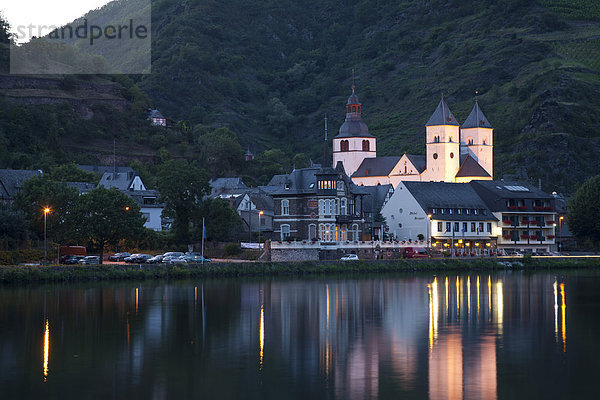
[{"left": 1, "top": 271, "right": 597, "bottom": 399}]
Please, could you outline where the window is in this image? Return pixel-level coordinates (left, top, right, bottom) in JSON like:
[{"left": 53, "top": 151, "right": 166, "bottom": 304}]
[
  {"left": 466, "top": 209, "right": 470, "bottom": 215},
  {"left": 449, "top": 209, "right": 453, "bottom": 215},
  {"left": 474, "top": 209, "right": 479, "bottom": 215},
  {"left": 471, "top": 222, "right": 476, "bottom": 232},
  {"left": 281, "top": 199, "right": 289, "bottom": 216},
  {"left": 309, "top": 224, "right": 317, "bottom": 241},
  {"left": 340, "top": 140, "right": 349, "bottom": 152},
  {"left": 454, "top": 222, "right": 459, "bottom": 232},
  {"left": 438, "top": 222, "right": 443, "bottom": 232},
  {"left": 446, "top": 222, "right": 451, "bottom": 232},
  {"left": 479, "top": 222, "right": 484, "bottom": 233},
  {"left": 433, "top": 153, "right": 438, "bottom": 160},
  {"left": 340, "top": 225, "right": 347, "bottom": 241},
  {"left": 487, "top": 223, "right": 492, "bottom": 233},
  {"left": 362, "top": 140, "right": 370, "bottom": 151},
  {"left": 340, "top": 198, "right": 347, "bottom": 215},
  {"left": 280, "top": 224, "right": 290, "bottom": 241},
  {"left": 351, "top": 224, "right": 360, "bottom": 241},
  {"left": 457, "top": 208, "right": 462, "bottom": 215},
  {"left": 449, "top": 136, "right": 453, "bottom": 142},
  {"left": 462, "top": 222, "right": 467, "bottom": 233},
  {"left": 432, "top": 208, "right": 437, "bottom": 214},
  {"left": 440, "top": 208, "right": 445, "bottom": 214},
  {"left": 335, "top": 198, "right": 340, "bottom": 215}
]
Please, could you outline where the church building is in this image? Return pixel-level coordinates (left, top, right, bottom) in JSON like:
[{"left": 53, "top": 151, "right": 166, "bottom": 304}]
[{"left": 333, "top": 88, "right": 494, "bottom": 187}]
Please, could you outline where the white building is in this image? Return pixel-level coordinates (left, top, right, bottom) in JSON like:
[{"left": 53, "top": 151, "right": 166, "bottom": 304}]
[
  {"left": 333, "top": 94, "right": 494, "bottom": 187},
  {"left": 382, "top": 181, "right": 498, "bottom": 254}
]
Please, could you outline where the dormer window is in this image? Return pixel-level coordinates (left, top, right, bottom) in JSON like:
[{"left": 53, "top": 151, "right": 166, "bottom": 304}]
[{"left": 285, "top": 183, "right": 290, "bottom": 190}]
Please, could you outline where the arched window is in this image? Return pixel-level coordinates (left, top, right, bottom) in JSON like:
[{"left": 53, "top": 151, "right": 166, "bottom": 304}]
[
  {"left": 281, "top": 199, "right": 289, "bottom": 216},
  {"left": 309, "top": 224, "right": 317, "bottom": 241},
  {"left": 280, "top": 224, "right": 290, "bottom": 241},
  {"left": 449, "top": 136, "right": 453, "bottom": 142},
  {"left": 362, "top": 140, "right": 370, "bottom": 151},
  {"left": 482, "top": 137, "right": 487, "bottom": 145},
  {"left": 351, "top": 223, "right": 360, "bottom": 241},
  {"left": 340, "top": 140, "right": 349, "bottom": 152}
]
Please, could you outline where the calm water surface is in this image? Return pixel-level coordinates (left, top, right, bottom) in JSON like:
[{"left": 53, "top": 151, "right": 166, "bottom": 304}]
[{"left": 1, "top": 270, "right": 600, "bottom": 399}]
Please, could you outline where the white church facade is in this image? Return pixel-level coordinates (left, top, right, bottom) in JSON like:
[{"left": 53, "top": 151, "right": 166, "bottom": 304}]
[{"left": 333, "top": 88, "right": 494, "bottom": 187}]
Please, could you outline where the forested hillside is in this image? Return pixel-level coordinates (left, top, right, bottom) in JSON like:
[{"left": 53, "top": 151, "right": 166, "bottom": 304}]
[{"left": 2, "top": 0, "right": 600, "bottom": 192}]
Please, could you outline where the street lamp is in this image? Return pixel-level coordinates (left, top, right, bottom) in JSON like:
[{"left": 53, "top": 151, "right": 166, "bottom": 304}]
[
  {"left": 427, "top": 214, "right": 432, "bottom": 260},
  {"left": 558, "top": 216, "right": 564, "bottom": 254},
  {"left": 43, "top": 207, "right": 50, "bottom": 265},
  {"left": 258, "top": 211, "right": 264, "bottom": 260}
]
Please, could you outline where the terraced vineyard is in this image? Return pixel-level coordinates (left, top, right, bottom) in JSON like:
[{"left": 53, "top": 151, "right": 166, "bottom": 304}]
[
  {"left": 553, "top": 38, "right": 600, "bottom": 70},
  {"left": 538, "top": 0, "right": 600, "bottom": 21}
]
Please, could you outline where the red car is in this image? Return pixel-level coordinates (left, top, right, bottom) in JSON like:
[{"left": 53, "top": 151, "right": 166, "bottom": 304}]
[{"left": 403, "top": 247, "right": 429, "bottom": 259}]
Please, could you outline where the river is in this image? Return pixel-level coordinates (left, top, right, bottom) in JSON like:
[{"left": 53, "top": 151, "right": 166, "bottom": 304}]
[{"left": 1, "top": 270, "right": 599, "bottom": 399}]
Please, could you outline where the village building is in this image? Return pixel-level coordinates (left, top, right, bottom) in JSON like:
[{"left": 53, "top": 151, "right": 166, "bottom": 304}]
[
  {"left": 332, "top": 87, "right": 493, "bottom": 187},
  {"left": 148, "top": 109, "right": 167, "bottom": 126},
  {"left": 470, "top": 180, "right": 558, "bottom": 254},
  {"left": 98, "top": 171, "right": 164, "bottom": 231},
  {"left": 269, "top": 163, "right": 369, "bottom": 242},
  {"left": 0, "top": 169, "right": 43, "bottom": 202},
  {"left": 381, "top": 181, "right": 498, "bottom": 255}
]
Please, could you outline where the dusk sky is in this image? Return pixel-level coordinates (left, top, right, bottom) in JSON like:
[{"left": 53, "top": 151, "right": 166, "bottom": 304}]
[{"left": 1, "top": 0, "right": 112, "bottom": 42}]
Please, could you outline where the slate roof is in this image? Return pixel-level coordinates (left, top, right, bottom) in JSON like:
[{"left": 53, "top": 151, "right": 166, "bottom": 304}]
[
  {"left": 470, "top": 180, "right": 555, "bottom": 212},
  {"left": 352, "top": 156, "right": 401, "bottom": 178},
  {"left": 148, "top": 109, "right": 165, "bottom": 119},
  {"left": 269, "top": 166, "right": 365, "bottom": 196},
  {"left": 455, "top": 154, "right": 491, "bottom": 178},
  {"left": 209, "top": 177, "right": 249, "bottom": 198},
  {"left": 405, "top": 154, "right": 427, "bottom": 173},
  {"left": 403, "top": 181, "right": 496, "bottom": 221},
  {"left": 361, "top": 184, "right": 393, "bottom": 214},
  {"left": 65, "top": 181, "right": 96, "bottom": 194},
  {"left": 128, "top": 189, "right": 165, "bottom": 209},
  {"left": 461, "top": 101, "right": 493, "bottom": 129},
  {"left": 426, "top": 98, "right": 460, "bottom": 126},
  {"left": 335, "top": 91, "right": 374, "bottom": 138},
  {"left": 233, "top": 192, "right": 274, "bottom": 214},
  {"left": 0, "top": 169, "right": 43, "bottom": 200},
  {"left": 98, "top": 172, "right": 136, "bottom": 191}
]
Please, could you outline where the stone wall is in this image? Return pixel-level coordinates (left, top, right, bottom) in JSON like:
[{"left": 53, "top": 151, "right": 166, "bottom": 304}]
[{"left": 271, "top": 248, "right": 319, "bottom": 262}]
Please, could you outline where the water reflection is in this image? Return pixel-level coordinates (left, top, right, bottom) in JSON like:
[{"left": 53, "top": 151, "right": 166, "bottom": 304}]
[{"left": 0, "top": 272, "right": 586, "bottom": 399}]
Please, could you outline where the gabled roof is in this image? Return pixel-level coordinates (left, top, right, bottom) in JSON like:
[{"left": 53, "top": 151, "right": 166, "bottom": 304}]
[
  {"left": 233, "top": 191, "right": 274, "bottom": 213},
  {"left": 405, "top": 154, "right": 427, "bottom": 174},
  {"left": 361, "top": 184, "right": 394, "bottom": 214},
  {"left": 148, "top": 109, "right": 165, "bottom": 119},
  {"left": 470, "top": 180, "right": 555, "bottom": 201},
  {"left": 352, "top": 156, "right": 401, "bottom": 178},
  {"left": 461, "top": 101, "right": 493, "bottom": 129},
  {"left": 455, "top": 154, "right": 491, "bottom": 178},
  {"left": 0, "top": 169, "right": 43, "bottom": 199},
  {"left": 403, "top": 181, "right": 496, "bottom": 221},
  {"left": 98, "top": 172, "right": 137, "bottom": 191},
  {"left": 426, "top": 98, "right": 460, "bottom": 126},
  {"left": 65, "top": 181, "right": 96, "bottom": 194}
]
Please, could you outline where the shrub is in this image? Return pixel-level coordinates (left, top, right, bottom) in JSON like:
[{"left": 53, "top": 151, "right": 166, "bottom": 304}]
[{"left": 224, "top": 242, "right": 241, "bottom": 256}]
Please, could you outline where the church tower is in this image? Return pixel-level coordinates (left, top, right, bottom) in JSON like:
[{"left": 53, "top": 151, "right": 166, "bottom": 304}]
[
  {"left": 460, "top": 101, "right": 493, "bottom": 178},
  {"left": 425, "top": 98, "right": 460, "bottom": 182},
  {"left": 332, "top": 86, "right": 376, "bottom": 176}
]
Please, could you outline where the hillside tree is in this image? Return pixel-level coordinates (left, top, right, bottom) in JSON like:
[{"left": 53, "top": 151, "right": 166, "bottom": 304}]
[{"left": 567, "top": 175, "right": 600, "bottom": 249}]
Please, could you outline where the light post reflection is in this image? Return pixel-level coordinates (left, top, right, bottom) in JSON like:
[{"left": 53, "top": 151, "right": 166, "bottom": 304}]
[
  {"left": 560, "top": 283, "right": 567, "bottom": 352},
  {"left": 43, "top": 319, "right": 49, "bottom": 382}
]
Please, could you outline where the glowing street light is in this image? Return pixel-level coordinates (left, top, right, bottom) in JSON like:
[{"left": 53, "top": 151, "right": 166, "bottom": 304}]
[
  {"left": 258, "top": 211, "right": 264, "bottom": 260},
  {"left": 43, "top": 207, "right": 50, "bottom": 265},
  {"left": 558, "top": 216, "right": 564, "bottom": 254}
]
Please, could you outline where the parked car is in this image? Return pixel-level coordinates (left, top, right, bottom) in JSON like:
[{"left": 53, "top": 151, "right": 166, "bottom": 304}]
[
  {"left": 79, "top": 256, "right": 100, "bottom": 265},
  {"left": 146, "top": 255, "right": 164, "bottom": 264},
  {"left": 124, "top": 253, "right": 141, "bottom": 263},
  {"left": 108, "top": 252, "right": 131, "bottom": 261},
  {"left": 162, "top": 252, "right": 184, "bottom": 263},
  {"left": 128, "top": 254, "right": 153, "bottom": 263},
  {"left": 63, "top": 255, "right": 84, "bottom": 264},
  {"left": 403, "top": 247, "right": 428, "bottom": 259},
  {"left": 340, "top": 254, "right": 359, "bottom": 261},
  {"left": 184, "top": 254, "right": 211, "bottom": 263}
]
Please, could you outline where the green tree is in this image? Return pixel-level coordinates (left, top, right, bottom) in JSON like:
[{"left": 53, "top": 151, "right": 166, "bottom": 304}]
[
  {"left": 47, "top": 163, "right": 97, "bottom": 183},
  {"left": 13, "top": 176, "right": 80, "bottom": 244},
  {"left": 156, "top": 159, "right": 210, "bottom": 243},
  {"left": 195, "top": 198, "right": 242, "bottom": 242},
  {"left": 567, "top": 175, "right": 600, "bottom": 249},
  {"left": 72, "top": 187, "right": 145, "bottom": 263},
  {"left": 196, "top": 127, "right": 244, "bottom": 176},
  {"left": 0, "top": 204, "right": 28, "bottom": 250}
]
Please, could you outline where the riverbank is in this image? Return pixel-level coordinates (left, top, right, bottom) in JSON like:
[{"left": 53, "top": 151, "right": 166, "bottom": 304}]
[{"left": 1, "top": 257, "right": 600, "bottom": 284}]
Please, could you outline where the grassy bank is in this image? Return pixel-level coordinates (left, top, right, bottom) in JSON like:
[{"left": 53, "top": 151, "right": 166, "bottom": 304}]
[{"left": 1, "top": 258, "right": 600, "bottom": 284}]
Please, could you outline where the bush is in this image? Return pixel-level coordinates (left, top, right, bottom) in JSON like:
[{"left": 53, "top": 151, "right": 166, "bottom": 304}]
[{"left": 224, "top": 242, "right": 241, "bottom": 256}]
